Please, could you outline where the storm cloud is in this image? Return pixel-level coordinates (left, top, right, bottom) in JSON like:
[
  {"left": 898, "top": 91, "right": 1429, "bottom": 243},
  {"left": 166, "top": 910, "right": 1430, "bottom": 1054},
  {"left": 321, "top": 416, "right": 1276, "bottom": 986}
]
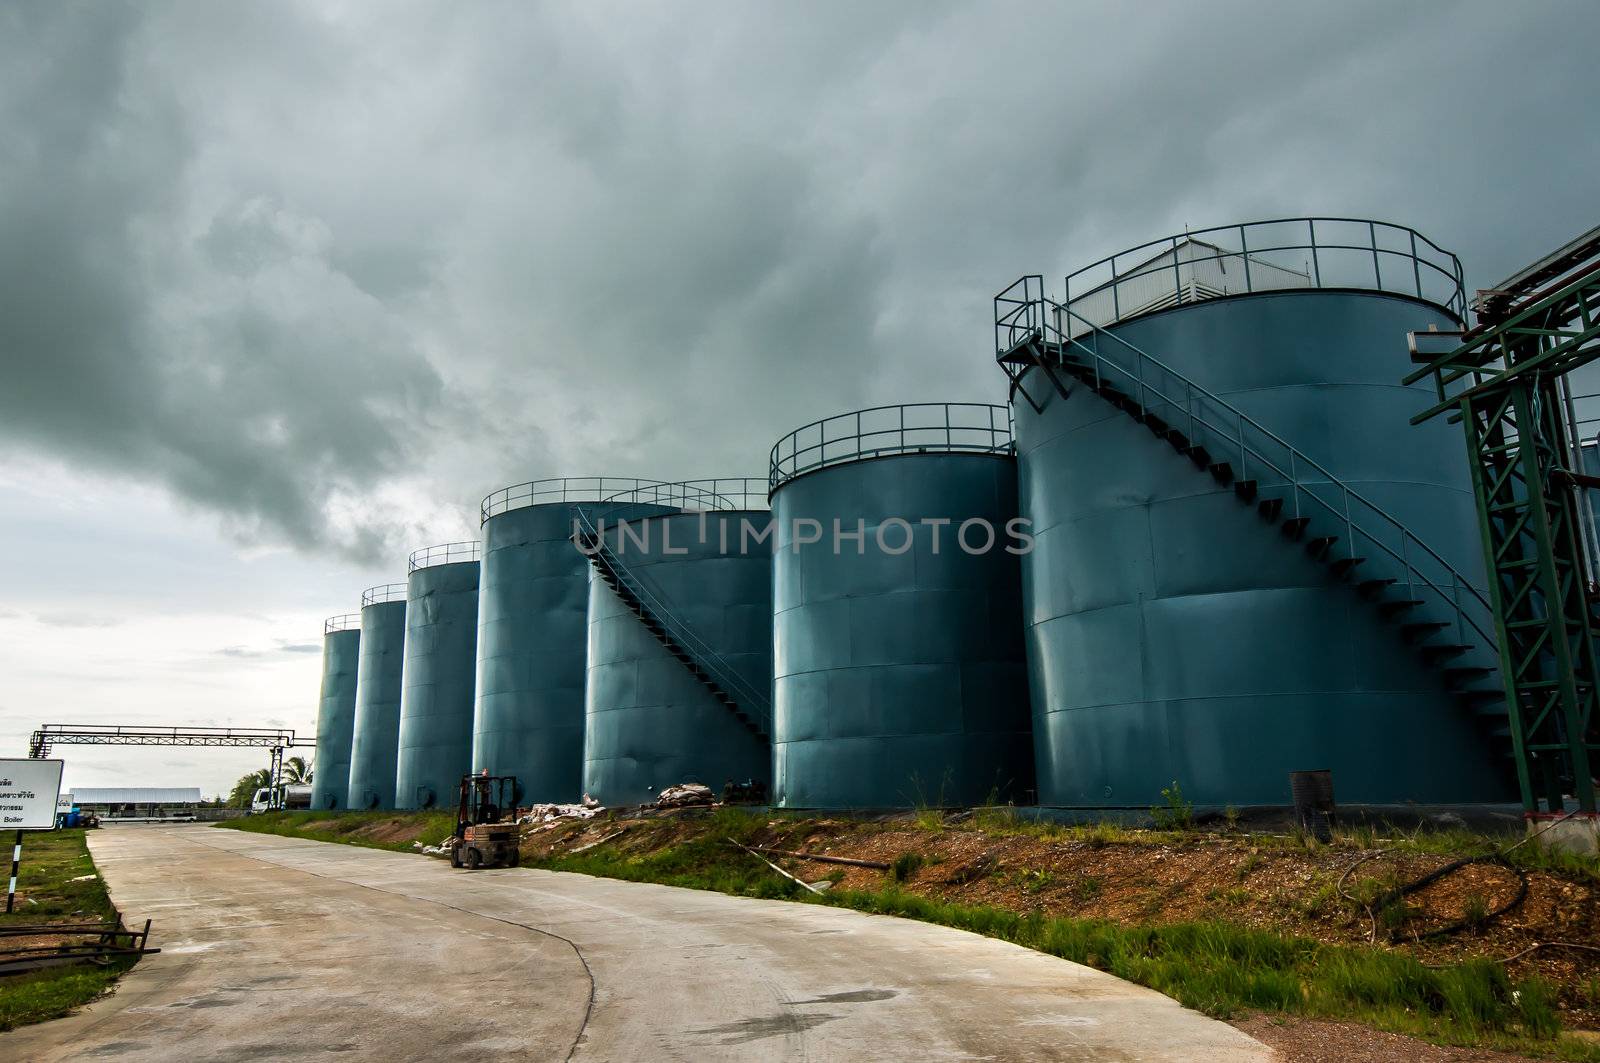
[{"left": 2, "top": 1, "right": 1597, "bottom": 567}]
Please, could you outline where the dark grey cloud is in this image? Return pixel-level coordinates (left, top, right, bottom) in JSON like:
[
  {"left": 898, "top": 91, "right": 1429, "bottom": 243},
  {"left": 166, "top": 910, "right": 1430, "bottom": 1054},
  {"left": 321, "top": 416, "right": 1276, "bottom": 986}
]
[{"left": 1, "top": 1, "right": 1596, "bottom": 567}]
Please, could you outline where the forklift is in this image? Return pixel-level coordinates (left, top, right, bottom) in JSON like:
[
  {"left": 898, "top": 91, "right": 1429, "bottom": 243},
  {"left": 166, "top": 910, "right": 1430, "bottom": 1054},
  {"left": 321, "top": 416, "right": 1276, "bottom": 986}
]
[{"left": 449, "top": 772, "right": 520, "bottom": 870}]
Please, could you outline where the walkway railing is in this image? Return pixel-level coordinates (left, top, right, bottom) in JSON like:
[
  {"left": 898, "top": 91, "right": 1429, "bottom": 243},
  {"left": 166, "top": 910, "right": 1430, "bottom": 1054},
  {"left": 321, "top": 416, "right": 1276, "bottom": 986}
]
[
  {"left": 480, "top": 477, "right": 670, "bottom": 524},
  {"left": 600, "top": 477, "right": 770, "bottom": 512},
  {"left": 323, "top": 614, "right": 360, "bottom": 634},
  {"left": 769, "top": 402, "right": 1014, "bottom": 492},
  {"left": 407, "top": 541, "right": 481, "bottom": 573},
  {"left": 361, "top": 583, "right": 407, "bottom": 606},
  {"left": 1059, "top": 218, "right": 1466, "bottom": 336},
  {"left": 996, "top": 275, "right": 1495, "bottom": 656}
]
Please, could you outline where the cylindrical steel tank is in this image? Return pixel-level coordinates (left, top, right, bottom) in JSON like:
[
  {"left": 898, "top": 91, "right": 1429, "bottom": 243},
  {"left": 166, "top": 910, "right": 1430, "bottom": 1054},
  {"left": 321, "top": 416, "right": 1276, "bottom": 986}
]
[
  {"left": 583, "top": 480, "right": 773, "bottom": 806},
  {"left": 1006, "top": 218, "right": 1512, "bottom": 807},
  {"left": 395, "top": 543, "right": 481, "bottom": 811},
  {"left": 346, "top": 584, "right": 408, "bottom": 810},
  {"left": 310, "top": 614, "right": 361, "bottom": 810},
  {"left": 474, "top": 479, "right": 678, "bottom": 803},
  {"left": 769, "top": 404, "right": 1034, "bottom": 809}
]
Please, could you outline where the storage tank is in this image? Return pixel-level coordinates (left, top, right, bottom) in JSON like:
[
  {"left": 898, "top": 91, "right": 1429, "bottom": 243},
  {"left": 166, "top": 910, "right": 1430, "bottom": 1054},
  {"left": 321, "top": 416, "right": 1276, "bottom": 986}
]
[
  {"left": 474, "top": 479, "right": 678, "bottom": 803},
  {"left": 582, "top": 480, "right": 773, "bottom": 805},
  {"left": 395, "top": 543, "right": 480, "bottom": 810},
  {"left": 346, "top": 583, "right": 407, "bottom": 810},
  {"left": 997, "top": 218, "right": 1513, "bottom": 808},
  {"left": 310, "top": 614, "right": 361, "bottom": 810},
  {"left": 769, "top": 404, "right": 1034, "bottom": 809}
]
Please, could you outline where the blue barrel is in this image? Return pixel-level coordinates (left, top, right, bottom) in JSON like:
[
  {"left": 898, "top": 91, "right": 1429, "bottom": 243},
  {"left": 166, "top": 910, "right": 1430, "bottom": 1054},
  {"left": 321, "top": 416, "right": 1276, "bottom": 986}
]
[
  {"left": 347, "top": 585, "right": 407, "bottom": 810},
  {"left": 583, "top": 483, "right": 772, "bottom": 805},
  {"left": 1005, "top": 218, "right": 1513, "bottom": 807},
  {"left": 395, "top": 544, "right": 480, "bottom": 810},
  {"left": 769, "top": 404, "right": 1033, "bottom": 809},
  {"left": 474, "top": 479, "right": 677, "bottom": 803},
  {"left": 310, "top": 616, "right": 360, "bottom": 810}
]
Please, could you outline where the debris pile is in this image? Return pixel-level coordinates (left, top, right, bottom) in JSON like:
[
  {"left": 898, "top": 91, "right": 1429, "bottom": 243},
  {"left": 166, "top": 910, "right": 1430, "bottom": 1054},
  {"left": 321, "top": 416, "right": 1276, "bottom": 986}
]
[
  {"left": 654, "top": 783, "right": 715, "bottom": 809},
  {"left": 517, "top": 803, "right": 602, "bottom": 826}
]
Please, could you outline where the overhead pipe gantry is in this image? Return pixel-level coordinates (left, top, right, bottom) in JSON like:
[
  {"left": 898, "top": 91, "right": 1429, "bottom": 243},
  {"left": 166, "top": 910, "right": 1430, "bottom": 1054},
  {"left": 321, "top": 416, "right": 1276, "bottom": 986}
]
[{"left": 27, "top": 724, "right": 311, "bottom": 810}]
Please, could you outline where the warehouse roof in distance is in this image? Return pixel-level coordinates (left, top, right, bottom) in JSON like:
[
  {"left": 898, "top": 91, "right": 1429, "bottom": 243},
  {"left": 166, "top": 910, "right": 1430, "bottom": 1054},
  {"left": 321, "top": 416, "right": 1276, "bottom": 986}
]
[{"left": 71, "top": 787, "right": 204, "bottom": 804}]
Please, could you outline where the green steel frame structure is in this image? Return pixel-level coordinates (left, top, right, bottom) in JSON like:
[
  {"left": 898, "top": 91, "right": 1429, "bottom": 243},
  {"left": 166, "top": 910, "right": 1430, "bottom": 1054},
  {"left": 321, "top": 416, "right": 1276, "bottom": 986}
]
[{"left": 1406, "top": 226, "right": 1600, "bottom": 814}]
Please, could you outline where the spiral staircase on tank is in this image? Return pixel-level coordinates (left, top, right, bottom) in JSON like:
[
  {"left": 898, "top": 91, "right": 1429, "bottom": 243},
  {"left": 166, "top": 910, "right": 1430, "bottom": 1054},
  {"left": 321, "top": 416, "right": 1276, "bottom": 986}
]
[
  {"left": 994, "top": 224, "right": 1516, "bottom": 776},
  {"left": 570, "top": 481, "right": 772, "bottom": 742}
]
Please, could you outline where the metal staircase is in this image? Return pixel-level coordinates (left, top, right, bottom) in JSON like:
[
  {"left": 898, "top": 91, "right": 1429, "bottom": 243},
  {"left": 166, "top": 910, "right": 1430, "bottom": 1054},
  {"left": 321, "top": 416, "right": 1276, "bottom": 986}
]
[
  {"left": 571, "top": 506, "right": 771, "bottom": 742},
  {"left": 994, "top": 275, "right": 1514, "bottom": 766}
]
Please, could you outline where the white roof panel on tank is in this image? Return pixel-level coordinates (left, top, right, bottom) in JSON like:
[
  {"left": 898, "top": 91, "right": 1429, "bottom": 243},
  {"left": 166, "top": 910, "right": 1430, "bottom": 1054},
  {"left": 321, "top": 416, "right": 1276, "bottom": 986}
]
[{"left": 71, "top": 787, "right": 203, "bottom": 804}]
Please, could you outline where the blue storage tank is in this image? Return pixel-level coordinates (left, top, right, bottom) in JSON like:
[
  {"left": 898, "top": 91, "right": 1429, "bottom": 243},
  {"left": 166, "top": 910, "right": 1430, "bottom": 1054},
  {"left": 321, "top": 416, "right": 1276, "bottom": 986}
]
[
  {"left": 310, "top": 614, "right": 360, "bottom": 810},
  {"left": 395, "top": 543, "right": 480, "bottom": 811},
  {"left": 769, "top": 404, "right": 1034, "bottom": 809},
  {"left": 582, "top": 480, "right": 773, "bottom": 806},
  {"left": 474, "top": 479, "right": 676, "bottom": 803},
  {"left": 347, "top": 583, "right": 407, "bottom": 810},
  {"left": 997, "top": 218, "right": 1513, "bottom": 808}
]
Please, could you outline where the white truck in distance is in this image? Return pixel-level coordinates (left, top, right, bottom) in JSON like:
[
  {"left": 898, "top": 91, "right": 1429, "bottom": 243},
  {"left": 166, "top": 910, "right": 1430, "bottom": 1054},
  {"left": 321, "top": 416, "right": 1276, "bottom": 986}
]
[{"left": 250, "top": 784, "right": 312, "bottom": 814}]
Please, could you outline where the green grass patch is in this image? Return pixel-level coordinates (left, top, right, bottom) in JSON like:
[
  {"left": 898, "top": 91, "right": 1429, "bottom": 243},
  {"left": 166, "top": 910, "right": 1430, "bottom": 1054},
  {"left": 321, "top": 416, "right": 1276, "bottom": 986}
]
[
  {"left": 0, "top": 828, "right": 134, "bottom": 1031},
  {"left": 0, "top": 959, "right": 135, "bottom": 1032},
  {"left": 214, "top": 810, "right": 456, "bottom": 851}
]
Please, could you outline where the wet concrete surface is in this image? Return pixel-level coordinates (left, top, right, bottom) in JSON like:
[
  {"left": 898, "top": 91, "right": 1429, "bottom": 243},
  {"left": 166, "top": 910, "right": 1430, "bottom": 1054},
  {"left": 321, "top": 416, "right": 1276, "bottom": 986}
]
[{"left": 5, "top": 825, "right": 1274, "bottom": 1062}]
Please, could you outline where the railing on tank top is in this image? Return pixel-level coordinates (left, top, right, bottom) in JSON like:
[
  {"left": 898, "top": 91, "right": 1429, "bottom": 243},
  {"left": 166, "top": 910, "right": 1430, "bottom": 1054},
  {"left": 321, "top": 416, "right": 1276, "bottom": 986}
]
[
  {"left": 600, "top": 478, "right": 770, "bottom": 512},
  {"left": 407, "top": 541, "right": 482, "bottom": 573},
  {"left": 1057, "top": 218, "right": 1466, "bottom": 338},
  {"left": 323, "top": 614, "right": 360, "bottom": 635},
  {"left": 995, "top": 274, "right": 1495, "bottom": 656},
  {"left": 571, "top": 505, "right": 772, "bottom": 729},
  {"left": 361, "top": 583, "right": 407, "bottom": 606},
  {"left": 479, "top": 477, "right": 673, "bottom": 524},
  {"left": 768, "top": 402, "right": 1015, "bottom": 492}
]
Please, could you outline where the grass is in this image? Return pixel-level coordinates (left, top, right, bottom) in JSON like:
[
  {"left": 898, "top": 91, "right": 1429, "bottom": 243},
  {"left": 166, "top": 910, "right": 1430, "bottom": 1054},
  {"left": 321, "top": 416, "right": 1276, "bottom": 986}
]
[
  {"left": 215, "top": 810, "right": 457, "bottom": 851},
  {"left": 0, "top": 828, "right": 137, "bottom": 1032}
]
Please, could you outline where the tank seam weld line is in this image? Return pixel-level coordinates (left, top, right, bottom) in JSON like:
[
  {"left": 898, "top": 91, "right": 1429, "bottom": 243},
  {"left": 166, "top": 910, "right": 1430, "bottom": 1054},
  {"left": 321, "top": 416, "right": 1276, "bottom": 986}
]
[
  {"left": 1031, "top": 687, "right": 1485, "bottom": 715},
  {"left": 1019, "top": 583, "right": 1481, "bottom": 618},
  {"left": 177, "top": 830, "right": 598, "bottom": 1062}
]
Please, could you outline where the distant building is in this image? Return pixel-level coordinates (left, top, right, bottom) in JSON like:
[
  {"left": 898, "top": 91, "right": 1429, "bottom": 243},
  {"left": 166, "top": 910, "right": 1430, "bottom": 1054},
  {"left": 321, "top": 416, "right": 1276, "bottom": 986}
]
[{"left": 71, "top": 787, "right": 205, "bottom": 820}]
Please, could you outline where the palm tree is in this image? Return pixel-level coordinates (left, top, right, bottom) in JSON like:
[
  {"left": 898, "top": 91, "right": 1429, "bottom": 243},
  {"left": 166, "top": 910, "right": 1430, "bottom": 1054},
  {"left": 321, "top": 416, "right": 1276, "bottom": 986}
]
[
  {"left": 282, "top": 756, "right": 312, "bottom": 785},
  {"left": 229, "top": 768, "right": 272, "bottom": 808}
]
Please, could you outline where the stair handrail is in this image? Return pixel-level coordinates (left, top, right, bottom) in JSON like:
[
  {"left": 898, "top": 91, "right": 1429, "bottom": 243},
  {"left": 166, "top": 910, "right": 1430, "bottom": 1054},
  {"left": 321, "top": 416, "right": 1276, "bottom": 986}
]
[
  {"left": 996, "top": 275, "right": 1497, "bottom": 657},
  {"left": 571, "top": 506, "right": 773, "bottom": 728}
]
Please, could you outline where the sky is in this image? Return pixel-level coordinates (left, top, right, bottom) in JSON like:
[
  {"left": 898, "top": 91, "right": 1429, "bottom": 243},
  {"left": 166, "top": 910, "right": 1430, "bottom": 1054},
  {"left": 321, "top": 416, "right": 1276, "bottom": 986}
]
[{"left": 2, "top": 1, "right": 1597, "bottom": 797}]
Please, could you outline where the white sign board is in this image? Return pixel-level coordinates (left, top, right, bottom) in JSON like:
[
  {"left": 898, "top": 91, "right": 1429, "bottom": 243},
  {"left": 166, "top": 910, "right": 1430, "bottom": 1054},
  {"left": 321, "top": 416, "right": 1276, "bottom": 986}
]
[{"left": 0, "top": 759, "right": 65, "bottom": 830}]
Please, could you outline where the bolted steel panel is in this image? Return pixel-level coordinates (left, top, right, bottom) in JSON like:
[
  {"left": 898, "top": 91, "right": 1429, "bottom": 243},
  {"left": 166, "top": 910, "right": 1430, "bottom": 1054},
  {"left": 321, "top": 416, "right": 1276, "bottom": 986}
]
[
  {"left": 473, "top": 501, "right": 676, "bottom": 803},
  {"left": 310, "top": 628, "right": 361, "bottom": 810},
  {"left": 771, "top": 453, "right": 1034, "bottom": 809},
  {"left": 395, "top": 560, "right": 480, "bottom": 810},
  {"left": 583, "top": 511, "right": 772, "bottom": 806},
  {"left": 347, "top": 598, "right": 407, "bottom": 810},
  {"left": 1015, "top": 289, "right": 1514, "bottom": 807}
]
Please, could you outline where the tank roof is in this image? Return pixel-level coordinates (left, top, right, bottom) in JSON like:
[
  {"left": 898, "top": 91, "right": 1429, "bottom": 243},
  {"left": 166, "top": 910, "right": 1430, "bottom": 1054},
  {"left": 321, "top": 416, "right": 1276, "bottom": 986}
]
[{"left": 1056, "top": 217, "right": 1465, "bottom": 334}]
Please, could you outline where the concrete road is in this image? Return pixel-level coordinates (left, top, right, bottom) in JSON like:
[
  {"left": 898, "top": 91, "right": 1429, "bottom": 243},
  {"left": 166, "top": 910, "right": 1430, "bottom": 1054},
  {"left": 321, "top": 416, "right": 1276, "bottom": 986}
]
[{"left": 6, "top": 825, "right": 1273, "bottom": 1062}]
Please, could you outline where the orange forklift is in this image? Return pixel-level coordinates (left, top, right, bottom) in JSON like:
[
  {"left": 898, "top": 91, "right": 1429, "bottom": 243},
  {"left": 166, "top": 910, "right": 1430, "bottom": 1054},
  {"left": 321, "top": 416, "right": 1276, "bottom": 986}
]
[{"left": 449, "top": 772, "right": 520, "bottom": 870}]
